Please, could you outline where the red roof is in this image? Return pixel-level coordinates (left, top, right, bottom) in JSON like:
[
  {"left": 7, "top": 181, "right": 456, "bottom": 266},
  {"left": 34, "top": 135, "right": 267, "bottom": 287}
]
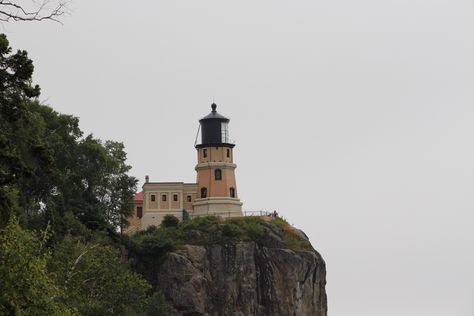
[{"left": 133, "top": 191, "right": 144, "bottom": 204}]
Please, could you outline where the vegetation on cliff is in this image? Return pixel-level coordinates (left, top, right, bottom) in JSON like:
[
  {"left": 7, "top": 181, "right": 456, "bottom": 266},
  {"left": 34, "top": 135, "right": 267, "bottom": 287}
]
[
  {"left": 126, "top": 215, "right": 313, "bottom": 290},
  {"left": 131, "top": 215, "right": 312, "bottom": 252}
]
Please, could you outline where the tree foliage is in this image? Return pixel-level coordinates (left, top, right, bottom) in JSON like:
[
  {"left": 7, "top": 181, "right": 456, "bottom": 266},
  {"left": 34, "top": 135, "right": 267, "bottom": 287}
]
[
  {"left": 0, "top": 33, "right": 43, "bottom": 221},
  {"left": 0, "top": 33, "right": 178, "bottom": 314},
  {"left": 0, "top": 216, "right": 75, "bottom": 315},
  {"left": 50, "top": 236, "right": 150, "bottom": 315},
  {"left": 0, "top": 34, "right": 137, "bottom": 235}
]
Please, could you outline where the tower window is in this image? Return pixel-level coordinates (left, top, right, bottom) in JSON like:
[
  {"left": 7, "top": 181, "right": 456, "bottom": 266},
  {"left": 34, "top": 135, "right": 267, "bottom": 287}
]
[
  {"left": 162, "top": 194, "right": 167, "bottom": 202},
  {"left": 203, "top": 149, "right": 207, "bottom": 158},
  {"left": 201, "top": 187, "right": 207, "bottom": 198},
  {"left": 230, "top": 187, "right": 235, "bottom": 198},
  {"left": 215, "top": 169, "right": 222, "bottom": 180},
  {"left": 151, "top": 194, "right": 156, "bottom": 202},
  {"left": 173, "top": 194, "right": 178, "bottom": 202},
  {"left": 187, "top": 195, "right": 192, "bottom": 202},
  {"left": 227, "top": 149, "right": 230, "bottom": 158},
  {"left": 137, "top": 206, "right": 143, "bottom": 218}
]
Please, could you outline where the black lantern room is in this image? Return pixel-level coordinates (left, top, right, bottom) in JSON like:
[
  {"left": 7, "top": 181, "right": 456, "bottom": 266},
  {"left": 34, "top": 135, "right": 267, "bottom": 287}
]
[{"left": 195, "top": 103, "right": 235, "bottom": 149}]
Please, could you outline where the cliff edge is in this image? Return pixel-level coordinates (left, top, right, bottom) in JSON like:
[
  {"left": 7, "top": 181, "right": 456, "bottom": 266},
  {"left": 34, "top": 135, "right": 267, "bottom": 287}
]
[{"left": 144, "top": 217, "right": 327, "bottom": 316}]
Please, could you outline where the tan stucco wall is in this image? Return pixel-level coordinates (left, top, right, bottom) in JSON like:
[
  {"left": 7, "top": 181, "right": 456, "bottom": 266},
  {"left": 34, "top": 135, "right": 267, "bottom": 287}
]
[
  {"left": 148, "top": 193, "right": 158, "bottom": 209},
  {"left": 197, "top": 147, "right": 233, "bottom": 164},
  {"left": 183, "top": 192, "right": 197, "bottom": 210},
  {"left": 159, "top": 192, "right": 169, "bottom": 209},
  {"left": 193, "top": 197, "right": 242, "bottom": 217},
  {"left": 196, "top": 162, "right": 238, "bottom": 198},
  {"left": 132, "top": 182, "right": 199, "bottom": 229},
  {"left": 194, "top": 152, "right": 242, "bottom": 217},
  {"left": 170, "top": 192, "right": 180, "bottom": 209}
]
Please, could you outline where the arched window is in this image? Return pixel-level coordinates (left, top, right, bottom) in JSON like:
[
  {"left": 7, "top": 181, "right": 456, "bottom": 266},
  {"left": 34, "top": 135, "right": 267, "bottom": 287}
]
[
  {"left": 215, "top": 169, "right": 222, "bottom": 180},
  {"left": 230, "top": 187, "right": 235, "bottom": 198},
  {"left": 201, "top": 187, "right": 207, "bottom": 198}
]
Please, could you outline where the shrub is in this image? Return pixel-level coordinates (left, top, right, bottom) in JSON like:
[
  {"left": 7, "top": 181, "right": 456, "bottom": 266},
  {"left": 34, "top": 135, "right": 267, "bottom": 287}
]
[
  {"left": 161, "top": 215, "right": 180, "bottom": 228},
  {"left": 181, "top": 216, "right": 221, "bottom": 232},
  {"left": 224, "top": 217, "right": 265, "bottom": 241},
  {"left": 221, "top": 222, "right": 244, "bottom": 240}
]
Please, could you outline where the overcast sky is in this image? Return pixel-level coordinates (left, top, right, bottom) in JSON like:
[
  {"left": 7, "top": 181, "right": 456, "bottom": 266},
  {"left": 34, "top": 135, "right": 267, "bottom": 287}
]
[{"left": 5, "top": 0, "right": 474, "bottom": 314}]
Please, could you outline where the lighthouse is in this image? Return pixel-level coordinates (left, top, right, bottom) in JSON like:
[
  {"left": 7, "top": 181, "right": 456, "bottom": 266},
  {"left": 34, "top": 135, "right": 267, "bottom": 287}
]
[
  {"left": 193, "top": 103, "right": 243, "bottom": 216},
  {"left": 124, "top": 102, "right": 243, "bottom": 234}
]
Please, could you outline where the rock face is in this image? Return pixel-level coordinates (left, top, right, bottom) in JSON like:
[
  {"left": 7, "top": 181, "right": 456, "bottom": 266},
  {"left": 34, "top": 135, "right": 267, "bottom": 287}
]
[{"left": 155, "top": 233, "right": 327, "bottom": 316}]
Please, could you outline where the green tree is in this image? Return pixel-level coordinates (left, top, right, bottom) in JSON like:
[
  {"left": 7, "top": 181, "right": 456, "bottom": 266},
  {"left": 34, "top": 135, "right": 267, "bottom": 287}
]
[
  {"left": 73, "top": 137, "right": 137, "bottom": 231},
  {"left": 0, "top": 34, "right": 137, "bottom": 235},
  {"left": 0, "top": 33, "right": 46, "bottom": 223},
  {"left": 0, "top": 216, "right": 74, "bottom": 315},
  {"left": 50, "top": 235, "right": 150, "bottom": 315}
]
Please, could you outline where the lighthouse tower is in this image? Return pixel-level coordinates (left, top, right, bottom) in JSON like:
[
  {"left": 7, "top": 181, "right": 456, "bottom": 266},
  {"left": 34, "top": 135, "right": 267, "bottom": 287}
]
[{"left": 193, "top": 103, "right": 243, "bottom": 217}]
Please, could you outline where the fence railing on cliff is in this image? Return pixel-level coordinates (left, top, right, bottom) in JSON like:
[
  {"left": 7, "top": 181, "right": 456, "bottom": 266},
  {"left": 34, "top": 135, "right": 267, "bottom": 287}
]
[{"left": 184, "top": 210, "right": 278, "bottom": 220}]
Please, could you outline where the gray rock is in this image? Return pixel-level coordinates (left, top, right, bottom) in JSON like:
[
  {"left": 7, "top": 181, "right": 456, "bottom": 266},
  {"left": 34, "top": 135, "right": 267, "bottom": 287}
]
[{"left": 156, "top": 235, "right": 327, "bottom": 315}]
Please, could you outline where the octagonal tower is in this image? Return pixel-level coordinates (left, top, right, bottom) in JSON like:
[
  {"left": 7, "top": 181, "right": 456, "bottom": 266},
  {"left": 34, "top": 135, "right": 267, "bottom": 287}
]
[{"left": 193, "top": 103, "right": 243, "bottom": 217}]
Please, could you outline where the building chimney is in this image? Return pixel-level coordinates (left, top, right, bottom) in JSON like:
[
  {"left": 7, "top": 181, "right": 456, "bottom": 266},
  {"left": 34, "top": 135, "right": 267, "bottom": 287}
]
[{"left": 145, "top": 175, "right": 149, "bottom": 183}]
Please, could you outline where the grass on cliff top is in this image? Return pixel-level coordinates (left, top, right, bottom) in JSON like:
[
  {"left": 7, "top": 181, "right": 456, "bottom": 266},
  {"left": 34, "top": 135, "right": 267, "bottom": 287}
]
[
  {"left": 266, "top": 217, "right": 314, "bottom": 251},
  {"left": 129, "top": 215, "right": 312, "bottom": 255}
]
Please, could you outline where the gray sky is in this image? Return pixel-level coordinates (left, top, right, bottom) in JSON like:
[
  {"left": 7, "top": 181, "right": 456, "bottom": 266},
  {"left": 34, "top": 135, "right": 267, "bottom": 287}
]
[{"left": 6, "top": 0, "right": 474, "bottom": 314}]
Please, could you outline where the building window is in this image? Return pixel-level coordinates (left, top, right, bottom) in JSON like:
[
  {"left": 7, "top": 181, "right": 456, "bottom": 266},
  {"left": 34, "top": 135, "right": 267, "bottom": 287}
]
[
  {"left": 151, "top": 194, "right": 155, "bottom": 202},
  {"left": 187, "top": 195, "right": 192, "bottom": 202},
  {"left": 173, "top": 194, "right": 178, "bottom": 202},
  {"left": 162, "top": 194, "right": 167, "bottom": 202},
  {"left": 230, "top": 187, "right": 235, "bottom": 198},
  {"left": 215, "top": 169, "right": 222, "bottom": 180},
  {"left": 201, "top": 187, "right": 207, "bottom": 198},
  {"left": 203, "top": 149, "right": 207, "bottom": 158},
  {"left": 227, "top": 149, "right": 230, "bottom": 158},
  {"left": 137, "top": 206, "right": 143, "bottom": 218}
]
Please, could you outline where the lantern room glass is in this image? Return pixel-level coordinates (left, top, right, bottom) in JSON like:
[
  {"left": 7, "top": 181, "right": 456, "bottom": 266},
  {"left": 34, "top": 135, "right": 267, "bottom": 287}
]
[{"left": 221, "top": 122, "right": 229, "bottom": 143}]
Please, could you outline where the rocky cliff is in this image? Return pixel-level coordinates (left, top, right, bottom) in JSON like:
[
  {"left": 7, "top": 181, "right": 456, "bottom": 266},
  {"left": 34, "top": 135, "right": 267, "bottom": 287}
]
[{"left": 154, "top": 221, "right": 327, "bottom": 316}]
